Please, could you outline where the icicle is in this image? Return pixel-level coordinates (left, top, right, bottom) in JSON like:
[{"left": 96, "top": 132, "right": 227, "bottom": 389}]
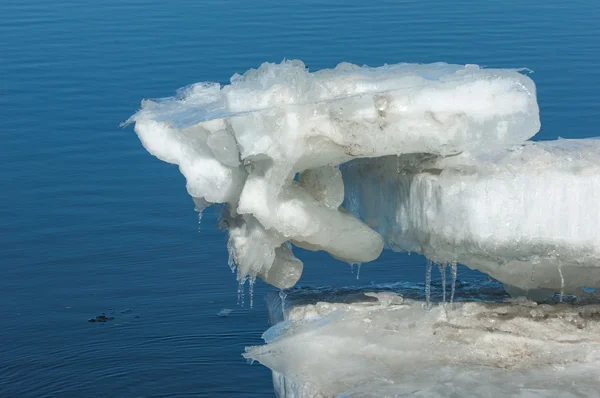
[
  {"left": 249, "top": 277, "right": 255, "bottom": 309},
  {"left": 425, "top": 259, "right": 432, "bottom": 308},
  {"left": 237, "top": 278, "right": 246, "bottom": 307},
  {"left": 279, "top": 289, "right": 288, "bottom": 318},
  {"left": 450, "top": 261, "right": 458, "bottom": 304},
  {"left": 227, "top": 238, "right": 237, "bottom": 274},
  {"left": 193, "top": 197, "right": 209, "bottom": 232},
  {"left": 438, "top": 263, "right": 447, "bottom": 302},
  {"left": 348, "top": 262, "right": 362, "bottom": 279},
  {"left": 558, "top": 264, "right": 564, "bottom": 303}
]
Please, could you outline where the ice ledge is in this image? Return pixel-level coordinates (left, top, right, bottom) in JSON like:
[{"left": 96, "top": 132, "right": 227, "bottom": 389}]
[
  {"left": 342, "top": 138, "right": 600, "bottom": 295},
  {"left": 128, "top": 60, "right": 540, "bottom": 289},
  {"left": 247, "top": 285, "right": 600, "bottom": 397}
]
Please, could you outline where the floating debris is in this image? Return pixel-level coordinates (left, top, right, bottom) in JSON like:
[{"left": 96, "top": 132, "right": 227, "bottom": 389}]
[
  {"left": 88, "top": 313, "right": 115, "bottom": 323},
  {"left": 217, "top": 309, "right": 234, "bottom": 317}
]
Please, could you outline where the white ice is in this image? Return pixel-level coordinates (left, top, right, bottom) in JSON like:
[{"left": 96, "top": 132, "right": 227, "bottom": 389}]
[
  {"left": 245, "top": 287, "right": 600, "bottom": 397},
  {"left": 127, "top": 60, "right": 600, "bottom": 397},
  {"left": 127, "top": 60, "right": 540, "bottom": 288},
  {"left": 342, "top": 138, "right": 600, "bottom": 294}
]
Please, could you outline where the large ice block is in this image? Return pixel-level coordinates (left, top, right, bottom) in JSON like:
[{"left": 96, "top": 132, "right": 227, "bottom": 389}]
[
  {"left": 342, "top": 138, "right": 600, "bottom": 295},
  {"left": 246, "top": 286, "right": 600, "bottom": 397},
  {"left": 127, "top": 60, "right": 540, "bottom": 286}
]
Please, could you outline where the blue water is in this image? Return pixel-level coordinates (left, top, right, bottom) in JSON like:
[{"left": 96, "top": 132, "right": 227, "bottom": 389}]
[{"left": 2, "top": 0, "right": 599, "bottom": 396}]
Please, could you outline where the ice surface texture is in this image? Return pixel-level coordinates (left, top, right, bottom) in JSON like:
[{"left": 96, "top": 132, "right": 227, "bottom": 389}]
[
  {"left": 343, "top": 139, "right": 600, "bottom": 294},
  {"left": 246, "top": 287, "right": 600, "bottom": 397},
  {"left": 128, "top": 60, "right": 540, "bottom": 288}
]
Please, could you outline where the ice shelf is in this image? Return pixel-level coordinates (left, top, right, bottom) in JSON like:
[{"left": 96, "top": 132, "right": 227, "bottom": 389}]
[
  {"left": 246, "top": 286, "right": 600, "bottom": 397},
  {"left": 342, "top": 138, "right": 600, "bottom": 295}
]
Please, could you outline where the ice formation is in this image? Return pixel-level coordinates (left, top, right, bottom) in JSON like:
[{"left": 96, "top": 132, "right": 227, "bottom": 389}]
[
  {"left": 342, "top": 139, "right": 600, "bottom": 294},
  {"left": 245, "top": 286, "right": 600, "bottom": 397},
  {"left": 126, "top": 59, "right": 600, "bottom": 396},
  {"left": 127, "top": 60, "right": 544, "bottom": 290}
]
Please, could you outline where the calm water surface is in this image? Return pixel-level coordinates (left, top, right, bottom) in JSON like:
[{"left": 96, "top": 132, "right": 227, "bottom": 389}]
[{"left": 2, "top": 0, "right": 600, "bottom": 396}]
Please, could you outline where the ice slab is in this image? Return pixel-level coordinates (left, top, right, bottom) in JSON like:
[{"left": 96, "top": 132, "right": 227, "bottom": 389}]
[
  {"left": 342, "top": 138, "right": 600, "bottom": 295},
  {"left": 246, "top": 286, "right": 600, "bottom": 397},
  {"left": 127, "top": 60, "right": 540, "bottom": 287}
]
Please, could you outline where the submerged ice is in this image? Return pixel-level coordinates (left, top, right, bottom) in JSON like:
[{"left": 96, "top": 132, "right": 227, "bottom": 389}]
[{"left": 128, "top": 59, "right": 551, "bottom": 290}]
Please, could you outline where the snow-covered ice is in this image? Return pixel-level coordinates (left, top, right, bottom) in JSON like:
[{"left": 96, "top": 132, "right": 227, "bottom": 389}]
[
  {"left": 245, "top": 286, "right": 600, "bottom": 397},
  {"left": 342, "top": 138, "right": 600, "bottom": 295},
  {"left": 127, "top": 60, "right": 542, "bottom": 289}
]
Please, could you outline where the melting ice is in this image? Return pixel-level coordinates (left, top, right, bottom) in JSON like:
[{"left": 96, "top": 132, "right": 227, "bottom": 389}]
[
  {"left": 127, "top": 59, "right": 547, "bottom": 291},
  {"left": 342, "top": 139, "right": 600, "bottom": 295},
  {"left": 128, "top": 60, "right": 600, "bottom": 396}
]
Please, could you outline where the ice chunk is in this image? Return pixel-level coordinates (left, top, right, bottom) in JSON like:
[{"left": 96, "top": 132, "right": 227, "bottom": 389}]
[
  {"left": 216, "top": 309, "right": 233, "bottom": 317},
  {"left": 342, "top": 138, "right": 600, "bottom": 294},
  {"left": 257, "top": 244, "right": 303, "bottom": 290},
  {"left": 246, "top": 286, "right": 600, "bottom": 397},
  {"left": 127, "top": 60, "right": 539, "bottom": 287}
]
